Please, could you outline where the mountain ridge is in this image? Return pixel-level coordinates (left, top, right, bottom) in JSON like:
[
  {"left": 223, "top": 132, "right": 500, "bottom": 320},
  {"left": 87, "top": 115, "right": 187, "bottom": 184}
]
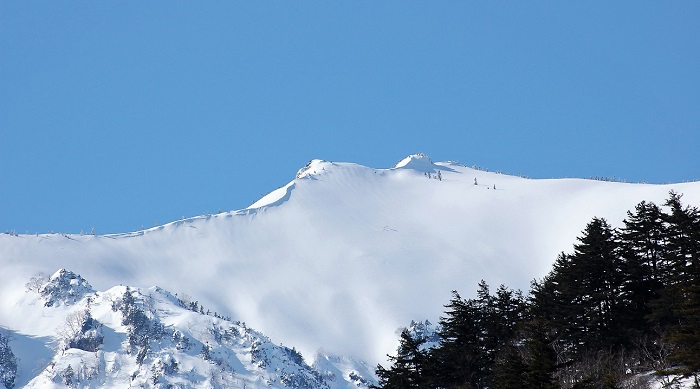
[{"left": 2, "top": 155, "right": 700, "bottom": 373}]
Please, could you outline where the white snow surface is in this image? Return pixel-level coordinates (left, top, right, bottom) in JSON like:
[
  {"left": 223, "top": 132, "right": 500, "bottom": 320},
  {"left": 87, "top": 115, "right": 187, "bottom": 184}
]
[{"left": 2, "top": 154, "right": 700, "bottom": 370}]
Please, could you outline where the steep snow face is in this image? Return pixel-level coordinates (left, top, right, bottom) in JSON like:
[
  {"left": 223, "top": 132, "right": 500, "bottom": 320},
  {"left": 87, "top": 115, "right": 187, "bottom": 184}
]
[{"left": 1, "top": 156, "right": 700, "bottom": 368}]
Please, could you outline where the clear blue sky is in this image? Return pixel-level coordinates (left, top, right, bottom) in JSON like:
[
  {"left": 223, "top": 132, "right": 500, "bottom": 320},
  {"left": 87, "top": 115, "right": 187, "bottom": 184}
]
[{"left": 1, "top": 1, "right": 699, "bottom": 234}]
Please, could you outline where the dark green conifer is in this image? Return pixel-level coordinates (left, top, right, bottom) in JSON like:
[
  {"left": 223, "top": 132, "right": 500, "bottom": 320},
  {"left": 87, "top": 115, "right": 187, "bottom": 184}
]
[
  {"left": 433, "top": 290, "right": 485, "bottom": 388},
  {"left": 534, "top": 218, "right": 623, "bottom": 359},
  {"left": 657, "top": 192, "right": 700, "bottom": 382},
  {"left": 617, "top": 200, "right": 667, "bottom": 340},
  {"left": 374, "top": 329, "right": 429, "bottom": 388},
  {"left": 522, "top": 319, "right": 558, "bottom": 389},
  {"left": 490, "top": 343, "right": 527, "bottom": 389}
]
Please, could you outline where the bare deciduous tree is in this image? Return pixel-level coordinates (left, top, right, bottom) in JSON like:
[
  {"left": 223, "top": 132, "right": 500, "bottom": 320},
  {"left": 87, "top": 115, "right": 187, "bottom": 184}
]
[{"left": 25, "top": 273, "right": 48, "bottom": 293}]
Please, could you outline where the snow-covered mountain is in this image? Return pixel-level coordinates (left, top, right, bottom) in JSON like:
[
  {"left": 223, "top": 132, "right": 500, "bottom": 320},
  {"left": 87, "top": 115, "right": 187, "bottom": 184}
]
[
  {"left": 1, "top": 269, "right": 374, "bottom": 388},
  {"left": 2, "top": 154, "right": 700, "bottom": 387}
]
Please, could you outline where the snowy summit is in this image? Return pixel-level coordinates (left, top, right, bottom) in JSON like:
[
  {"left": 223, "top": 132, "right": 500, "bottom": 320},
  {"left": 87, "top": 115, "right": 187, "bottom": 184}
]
[{"left": 393, "top": 153, "right": 436, "bottom": 172}]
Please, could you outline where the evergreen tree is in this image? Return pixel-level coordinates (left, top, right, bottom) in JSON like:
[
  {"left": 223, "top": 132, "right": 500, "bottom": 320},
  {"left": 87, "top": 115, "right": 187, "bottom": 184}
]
[
  {"left": 617, "top": 200, "right": 667, "bottom": 339},
  {"left": 533, "top": 218, "right": 623, "bottom": 360},
  {"left": 66, "top": 309, "right": 104, "bottom": 352},
  {"left": 432, "top": 282, "right": 526, "bottom": 388},
  {"left": 201, "top": 343, "right": 212, "bottom": 361},
  {"left": 375, "top": 329, "right": 430, "bottom": 388},
  {"left": 480, "top": 283, "right": 527, "bottom": 387},
  {"left": 62, "top": 364, "right": 75, "bottom": 387},
  {"left": 433, "top": 290, "right": 485, "bottom": 388},
  {"left": 0, "top": 332, "right": 17, "bottom": 389},
  {"left": 492, "top": 284, "right": 526, "bottom": 344},
  {"left": 489, "top": 286, "right": 533, "bottom": 388},
  {"left": 658, "top": 192, "right": 700, "bottom": 381},
  {"left": 571, "top": 218, "right": 623, "bottom": 348},
  {"left": 528, "top": 278, "right": 566, "bottom": 388},
  {"left": 475, "top": 280, "right": 498, "bottom": 382},
  {"left": 490, "top": 343, "right": 527, "bottom": 389},
  {"left": 525, "top": 329, "right": 559, "bottom": 388},
  {"left": 663, "top": 191, "right": 700, "bottom": 278},
  {"left": 532, "top": 253, "right": 583, "bottom": 363}
]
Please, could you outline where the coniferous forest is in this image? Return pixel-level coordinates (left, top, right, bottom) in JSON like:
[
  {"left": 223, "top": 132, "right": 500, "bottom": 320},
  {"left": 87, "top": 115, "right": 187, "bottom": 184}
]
[{"left": 374, "top": 192, "right": 700, "bottom": 389}]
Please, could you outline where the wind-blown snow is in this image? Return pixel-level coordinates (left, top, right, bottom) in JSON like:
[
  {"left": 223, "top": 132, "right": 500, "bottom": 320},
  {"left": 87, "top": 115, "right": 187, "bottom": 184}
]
[{"left": 2, "top": 154, "right": 700, "bottom": 372}]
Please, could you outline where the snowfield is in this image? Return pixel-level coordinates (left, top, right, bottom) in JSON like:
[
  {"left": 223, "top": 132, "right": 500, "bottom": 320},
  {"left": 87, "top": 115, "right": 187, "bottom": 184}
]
[{"left": 1, "top": 154, "right": 699, "bottom": 387}]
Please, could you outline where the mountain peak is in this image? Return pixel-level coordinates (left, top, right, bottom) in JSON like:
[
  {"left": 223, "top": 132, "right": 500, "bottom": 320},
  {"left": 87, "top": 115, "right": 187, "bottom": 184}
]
[
  {"left": 39, "top": 269, "right": 94, "bottom": 307},
  {"left": 296, "top": 159, "right": 329, "bottom": 179},
  {"left": 393, "top": 153, "right": 435, "bottom": 172}
]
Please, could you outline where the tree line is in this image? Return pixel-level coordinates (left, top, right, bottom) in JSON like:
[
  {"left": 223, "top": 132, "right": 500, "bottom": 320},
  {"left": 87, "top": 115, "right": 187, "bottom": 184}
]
[{"left": 375, "top": 191, "right": 700, "bottom": 388}]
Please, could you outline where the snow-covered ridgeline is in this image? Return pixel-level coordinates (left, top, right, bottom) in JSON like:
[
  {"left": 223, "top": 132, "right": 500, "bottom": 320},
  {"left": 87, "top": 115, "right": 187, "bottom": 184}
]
[{"left": 1, "top": 154, "right": 699, "bottom": 373}]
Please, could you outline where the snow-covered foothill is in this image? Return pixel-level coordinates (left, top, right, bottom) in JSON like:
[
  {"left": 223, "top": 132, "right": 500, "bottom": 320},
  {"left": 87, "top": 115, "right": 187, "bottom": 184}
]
[
  {"left": 11, "top": 271, "right": 376, "bottom": 389},
  {"left": 312, "top": 352, "right": 377, "bottom": 389}
]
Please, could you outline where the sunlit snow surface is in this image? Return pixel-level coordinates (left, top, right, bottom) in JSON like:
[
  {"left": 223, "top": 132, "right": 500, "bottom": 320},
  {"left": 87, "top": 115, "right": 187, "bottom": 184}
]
[{"left": 2, "top": 155, "right": 700, "bottom": 377}]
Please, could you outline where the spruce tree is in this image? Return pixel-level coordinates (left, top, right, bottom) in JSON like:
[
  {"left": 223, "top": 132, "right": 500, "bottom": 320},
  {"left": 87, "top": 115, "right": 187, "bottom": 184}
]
[
  {"left": 493, "top": 284, "right": 526, "bottom": 344},
  {"left": 432, "top": 283, "right": 526, "bottom": 388},
  {"left": 375, "top": 329, "right": 430, "bottom": 388},
  {"left": 483, "top": 284, "right": 527, "bottom": 387},
  {"left": 657, "top": 192, "right": 700, "bottom": 381},
  {"left": 0, "top": 333, "right": 17, "bottom": 389},
  {"left": 522, "top": 319, "right": 558, "bottom": 389},
  {"left": 571, "top": 218, "right": 623, "bottom": 348},
  {"left": 433, "top": 290, "right": 485, "bottom": 388},
  {"left": 532, "top": 252, "right": 584, "bottom": 362},
  {"left": 617, "top": 200, "right": 667, "bottom": 340},
  {"left": 533, "top": 218, "right": 623, "bottom": 360},
  {"left": 62, "top": 364, "right": 75, "bottom": 387},
  {"left": 490, "top": 343, "right": 527, "bottom": 389}
]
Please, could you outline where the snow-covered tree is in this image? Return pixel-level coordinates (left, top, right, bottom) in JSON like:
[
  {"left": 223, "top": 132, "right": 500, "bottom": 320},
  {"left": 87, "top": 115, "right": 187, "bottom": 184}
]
[
  {"left": 24, "top": 272, "right": 48, "bottom": 293},
  {"left": 62, "top": 364, "right": 75, "bottom": 387},
  {"left": 58, "top": 309, "right": 104, "bottom": 352},
  {"left": 0, "top": 332, "right": 17, "bottom": 389}
]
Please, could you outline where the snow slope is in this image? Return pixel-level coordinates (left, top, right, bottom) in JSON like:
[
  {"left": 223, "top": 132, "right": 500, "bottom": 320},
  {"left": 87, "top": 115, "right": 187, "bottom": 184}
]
[{"left": 2, "top": 154, "right": 700, "bottom": 375}]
